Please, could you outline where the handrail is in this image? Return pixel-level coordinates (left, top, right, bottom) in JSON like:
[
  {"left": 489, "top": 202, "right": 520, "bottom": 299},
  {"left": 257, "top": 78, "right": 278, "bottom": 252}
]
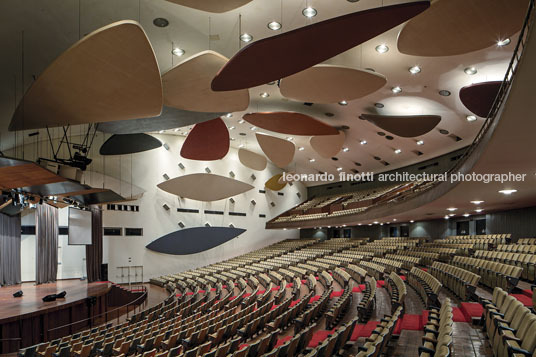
[{"left": 47, "top": 284, "right": 148, "bottom": 334}]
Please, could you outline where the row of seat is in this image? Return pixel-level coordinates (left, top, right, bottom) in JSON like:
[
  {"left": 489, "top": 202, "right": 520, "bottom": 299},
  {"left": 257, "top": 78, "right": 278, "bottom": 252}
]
[
  {"left": 355, "top": 306, "right": 403, "bottom": 357},
  {"left": 302, "top": 317, "right": 359, "bottom": 357},
  {"left": 408, "top": 267, "right": 442, "bottom": 308},
  {"left": 386, "top": 272, "right": 406, "bottom": 310},
  {"left": 496, "top": 244, "right": 536, "bottom": 253},
  {"left": 359, "top": 261, "right": 385, "bottom": 281},
  {"left": 357, "top": 278, "right": 377, "bottom": 322},
  {"left": 429, "top": 262, "right": 480, "bottom": 301},
  {"left": 371, "top": 258, "right": 403, "bottom": 274},
  {"left": 325, "top": 285, "right": 352, "bottom": 329},
  {"left": 473, "top": 250, "right": 536, "bottom": 282},
  {"left": 418, "top": 298, "right": 453, "bottom": 357},
  {"left": 384, "top": 254, "right": 421, "bottom": 270},
  {"left": 261, "top": 324, "right": 315, "bottom": 357},
  {"left": 451, "top": 256, "right": 522, "bottom": 292},
  {"left": 518, "top": 238, "right": 536, "bottom": 245},
  {"left": 397, "top": 251, "right": 440, "bottom": 266}
]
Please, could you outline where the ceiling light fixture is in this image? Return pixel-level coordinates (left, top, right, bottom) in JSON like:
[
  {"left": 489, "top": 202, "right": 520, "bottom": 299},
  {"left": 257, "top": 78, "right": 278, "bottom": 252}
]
[
  {"left": 240, "top": 33, "right": 253, "bottom": 42},
  {"left": 446, "top": 207, "right": 457, "bottom": 211},
  {"left": 374, "top": 103, "right": 384, "bottom": 108},
  {"left": 239, "top": 144, "right": 245, "bottom": 148},
  {"left": 337, "top": 167, "right": 343, "bottom": 171},
  {"left": 260, "top": 92, "right": 269, "bottom": 98},
  {"left": 439, "top": 90, "right": 451, "bottom": 96},
  {"left": 391, "top": 86, "right": 402, "bottom": 94},
  {"left": 375, "top": 44, "right": 389, "bottom": 53},
  {"left": 267, "top": 21, "right": 282, "bottom": 30},
  {"left": 409, "top": 65, "right": 421, "bottom": 74},
  {"left": 250, "top": 126, "right": 257, "bottom": 131},
  {"left": 342, "top": 147, "right": 349, "bottom": 152},
  {"left": 463, "top": 213, "right": 470, "bottom": 217},
  {"left": 410, "top": 220, "right": 415, "bottom": 223},
  {"left": 416, "top": 140, "right": 424, "bottom": 145},
  {"left": 444, "top": 215, "right": 450, "bottom": 219},
  {"left": 238, "top": 119, "right": 245, "bottom": 124},
  {"left": 286, "top": 137, "right": 294, "bottom": 141},
  {"left": 499, "top": 189, "right": 517, "bottom": 195},
  {"left": 394, "top": 149, "right": 402, "bottom": 154},
  {"left": 225, "top": 113, "right": 233, "bottom": 118},
  {"left": 302, "top": 7, "right": 317, "bottom": 18},
  {"left": 466, "top": 115, "right": 477, "bottom": 122},
  {"left": 309, "top": 158, "right": 315, "bottom": 163},
  {"left": 470, "top": 200, "right": 484, "bottom": 204},
  {"left": 464, "top": 67, "right": 477, "bottom": 75},
  {"left": 475, "top": 208, "right": 483, "bottom": 213},
  {"left": 172, "top": 47, "right": 185, "bottom": 56},
  {"left": 228, "top": 126, "right": 235, "bottom": 130},
  {"left": 298, "top": 147, "right": 305, "bottom": 151},
  {"left": 497, "top": 38, "right": 511, "bottom": 46},
  {"left": 360, "top": 140, "right": 367, "bottom": 145},
  {"left": 153, "top": 18, "right": 169, "bottom": 27},
  {"left": 338, "top": 100, "right": 348, "bottom": 106}
]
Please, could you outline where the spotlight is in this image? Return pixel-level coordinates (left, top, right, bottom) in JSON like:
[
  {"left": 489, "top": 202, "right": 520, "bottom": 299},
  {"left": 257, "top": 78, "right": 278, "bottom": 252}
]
[
  {"left": 178, "top": 163, "right": 185, "bottom": 169},
  {"left": 270, "top": 202, "right": 276, "bottom": 207},
  {"left": 250, "top": 200, "right": 256, "bottom": 205},
  {"left": 302, "top": 7, "right": 317, "bottom": 18},
  {"left": 250, "top": 174, "right": 256, "bottom": 180},
  {"left": 162, "top": 204, "right": 170, "bottom": 211},
  {"left": 497, "top": 38, "right": 511, "bottom": 46},
  {"left": 375, "top": 44, "right": 389, "bottom": 53},
  {"left": 163, "top": 173, "right": 170, "bottom": 180},
  {"left": 178, "top": 222, "right": 185, "bottom": 228},
  {"left": 163, "top": 143, "right": 170, "bottom": 150},
  {"left": 229, "top": 171, "right": 235, "bottom": 178},
  {"left": 267, "top": 21, "right": 281, "bottom": 30},
  {"left": 240, "top": 33, "right": 253, "bottom": 42},
  {"left": 172, "top": 48, "right": 185, "bottom": 56},
  {"left": 229, "top": 198, "right": 235, "bottom": 203},
  {"left": 205, "top": 222, "right": 211, "bottom": 227},
  {"left": 409, "top": 65, "right": 421, "bottom": 74},
  {"left": 205, "top": 167, "right": 211, "bottom": 174},
  {"left": 391, "top": 86, "right": 402, "bottom": 94},
  {"left": 464, "top": 67, "right": 477, "bottom": 75}
]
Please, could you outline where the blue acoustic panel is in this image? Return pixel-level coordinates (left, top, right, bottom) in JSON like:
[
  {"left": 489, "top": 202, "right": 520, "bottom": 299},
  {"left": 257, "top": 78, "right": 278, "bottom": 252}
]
[
  {"left": 146, "top": 226, "right": 246, "bottom": 255},
  {"left": 99, "top": 133, "right": 162, "bottom": 155}
]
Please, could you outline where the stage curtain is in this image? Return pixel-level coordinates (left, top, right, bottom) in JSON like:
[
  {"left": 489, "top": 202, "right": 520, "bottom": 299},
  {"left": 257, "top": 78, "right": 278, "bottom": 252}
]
[
  {"left": 86, "top": 207, "right": 103, "bottom": 282},
  {"left": 36, "top": 204, "right": 58, "bottom": 284},
  {"left": 0, "top": 213, "right": 21, "bottom": 286}
]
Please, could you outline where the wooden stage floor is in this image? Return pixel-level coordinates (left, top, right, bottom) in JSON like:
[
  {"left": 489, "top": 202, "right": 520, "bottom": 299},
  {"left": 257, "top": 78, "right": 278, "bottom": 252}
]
[{"left": 0, "top": 280, "right": 111, "bottom": 322}]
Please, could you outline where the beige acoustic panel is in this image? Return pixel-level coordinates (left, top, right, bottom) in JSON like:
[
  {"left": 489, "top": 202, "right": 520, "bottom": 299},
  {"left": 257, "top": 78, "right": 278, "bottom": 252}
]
[
  {"left": 310, "top": 131, "right": 346, "bottom": 158},
  {"left": 238, "top": 148, "right": 267, "bottom": 171},
  {"left": 9, "top": 20, "right": 162, "bottom": 131},
  {"left": 361, "top": 114, "right": 441, "bottom": 138},
  {"left": 280, "top": 65, "right": 387, "bottom": 104},
  {"left": 243, "top": 112, "right": 339, "bottom": 136},
  {"left": 397, "top": 0, "right": 528, "bottom": 56},
  {"left": 157, "top": 173, "right": 254, "bottom": 202},
  {"left": 163, "top": 50, "right": 249, "bottom": 113},
  {"left": 165, "top": 0, "right": 252, "bottom": 13},
  {"left": 265, "top": 174, "right": 287, "bottom": 191},
  {"left": 256, "top": 133, "right": 295, "bottom": 168}
]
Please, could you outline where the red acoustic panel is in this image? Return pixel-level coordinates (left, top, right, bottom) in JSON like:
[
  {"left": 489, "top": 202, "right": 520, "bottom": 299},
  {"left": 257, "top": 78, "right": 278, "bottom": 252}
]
[
  {"left": 180, "top": 118, "right": 229, "bottom": 160},
  {"left": 459, "top": 81, "right": 502, "bottom": 118},
  {"left": 211, "top": 1, "right": 429, "bottom": 91},
  {"left": 243, "top": 112, "right": 338, "bottom": 136}
]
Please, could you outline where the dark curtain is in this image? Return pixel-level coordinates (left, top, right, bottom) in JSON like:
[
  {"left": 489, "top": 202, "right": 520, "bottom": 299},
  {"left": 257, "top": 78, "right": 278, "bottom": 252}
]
[
  {"left": 0, "top": 213, "right": 21, "bottom": 286},
  {"left": 36, "top": 204, "right": 58, "bottom": 284},
  {"left": 86, "top": 207, "right": 103, "bottom": 282}
]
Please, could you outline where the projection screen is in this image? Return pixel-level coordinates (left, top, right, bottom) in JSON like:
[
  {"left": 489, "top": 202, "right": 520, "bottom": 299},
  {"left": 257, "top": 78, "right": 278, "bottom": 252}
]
[{"left": 68, "top": 207, "right": 92, "bottom": 245}]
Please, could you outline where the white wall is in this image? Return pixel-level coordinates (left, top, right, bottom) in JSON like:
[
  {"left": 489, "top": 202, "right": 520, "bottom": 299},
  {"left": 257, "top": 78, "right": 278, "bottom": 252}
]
[{"left": 100, "top": 134, "right": 306, "bottom": 282}]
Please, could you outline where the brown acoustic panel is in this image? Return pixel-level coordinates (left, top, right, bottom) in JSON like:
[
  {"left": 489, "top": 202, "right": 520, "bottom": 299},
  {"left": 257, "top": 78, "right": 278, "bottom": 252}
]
[
  {"left": 459, "top": 81, "right": 502, "bottom": 118},
  {"left": 211, "top": 1, "right": 429, "bottom": 91},
  {"left": 163, "top": 51, "right": 249, "bottom": 113},
  {"left": 280, "top": 65, "right": 387, "bottom": 104},
  {"left": 238, "top": 148, "right": 267, "bottom": 171},
  {"left": 361, "top": 114, "right": 441, "bottom": 138},
  {"left": 265, "top": 174, "right": 286, "bottom": 191},
  {"left": 398, "top": 0, "right": 528, "bottom": 56},
  {"left": 9, "top": 20, "right": 162, "bottom": 131},
  {"left": 0, "top": 158, "right": 66, "bottom": 190},
  {"left": 157, "top": 174, "right": 254, "bottom": 201},
  {"left": 310, "top": 131, "right": 345, "bottom": 158},
  {"left": 165, "top": 0, "right": 252, "bottom": 13},
  {"left": 180, "top": 118, "right": 229, "bottom": 160},
  {"left": 243, "top": 112, "right": 338, "bottom": 136},
  {"left": 97, "top": 106, "right": 225, "bottom": 134},
  {"left": 256, "top": 133, "right": 295, "bottom": 168}
]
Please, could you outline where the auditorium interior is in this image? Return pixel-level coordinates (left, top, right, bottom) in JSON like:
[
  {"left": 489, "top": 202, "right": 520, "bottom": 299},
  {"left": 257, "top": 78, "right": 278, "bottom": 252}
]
[{"left": 1, "top": 0, "right": 536, "bottom": 356}]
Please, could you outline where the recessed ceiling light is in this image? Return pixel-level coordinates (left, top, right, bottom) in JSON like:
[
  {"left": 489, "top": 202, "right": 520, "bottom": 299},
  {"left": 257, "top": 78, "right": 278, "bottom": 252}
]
[
  {"left": 375, "top": 44, "right": 389, "bottom": 53},
  {"left": 250, "top": 126, "right": 257, "bottom": 131},
  {"left": 374, "top": 103, "right": 384, "bottom": 108},
  {"left": 499, "top": 189, "right": 517, "bottom": 195},
  {"left": 302, "top": 7, "right": 317, "bottom": 18},
  {"left": 225, "top": 113, "right": 233, "bottom": 118},
  {"left": 153, "top": 18, "right": 169, "bottom": 27},
  {"left": 240, "top": 33, "right": 253, "bottom": 42},
  {"left": 394, "top": 149, "right": 402, "bottom": 154},
  {"left": 439, "top": 90, "right": 451, "bottom": 96},
  {"left": 267, "top": 21, "right": 281, "bottom": 30},
  {"left": 337, "top": 167, "right": 343, "bottom": 171},
  {"left": 172, "top": 47, "right": 185, "bottom": 56},
  {"left": 446, "top": 207, "right": 457, "bottom": 211},
  {"left": 373, "top": 221, "right": 379, "bottom": 225},
  {"left": 463, "top": 213, "right": 470, "bottom": 217},
  {"left": 159, "top": 130, "right": 164, "bottom": 133},
  {"left": 309, "top": 158, "right": 316, "bottom": 163},
  {"left": 228, "top": 126, "right": 235, "bottom": 130},
  {"left": 464, "top": 67, "right": 477, "bottom": 75},
  {"left": 444, "top": 215, "right": 450, "bottom": 219},
  {"left": 466, "top": 115, "right": 477, "bottom": 122},
  {"left": 475, "top": 208, "right": 483, "bottom": 213},
  {"left": 338, "top": 100, "right": 348, "bottom": 106},
  {"left": 238, "top": 119, "right": 245, "bottom": 124},
  {"left": 360, "top": 140, "right": 367, "bottom": 145},
  {"left": 497, "top": 38, "right": 511, "bottom": 46},
  {"left": 260, "top": 92, "right": 269, "bottom": 98},
  {"left": 470, "top": 200, "right": 484, "bottom": 204},
  {"left": 409, "top": 65, "right": 421, "bottom": 74},
  {"left": 416, "top": 140, "right": 424, "bottom": 145},
  {"left": 391, "top": 86, "right": 402, "bottom": 94},
  {"left": 449, "top": 213, "right": 455, "bottom": 217},
  {"left": 393, "top": 219, "right": 397, "bottom": 222},
  {"left": 239, "top": 144, "right": 244, "bottom": 148},
  {"left": 410, "top": 220, "right": 414, "bottom": 223},
  {"left": 286, "top": 137, "right": 294, "bottom": 141},
  {"left": 343, "top": 147, "right": 349, "bottom": 152},
  {"left": 230, "top": 137, "right": 235, "bottom": 141},
  {"left": 174, "top": 128, "right": 180, "bottom": 132},
  {"left": 298, "top": 147, "right": 305, "bottom": 151}
]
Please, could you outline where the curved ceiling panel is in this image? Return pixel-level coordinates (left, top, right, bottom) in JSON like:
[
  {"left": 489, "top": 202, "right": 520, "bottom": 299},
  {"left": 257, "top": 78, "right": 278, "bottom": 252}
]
[
  {"left": 243, "top": 112, "right": 339, "bottom": 136},
  {"left": 256, "top": 133, "right": 295, "bottom": 168},
  {"left": 279, "top": 65, "right": 387, "bottom": 104},
  {"left": 310, "top": 131, "right": 345, "bottom": 158},
  {"left": 397, "top": 0, "right": 527, "bottom": 56},
  {"left": 99, "top": 134, "right": 162, "bottom": 155},
  {"left": 459, "top": 81, "right": 502, "bottom": 118},
  {"left": 157, "top": 173, "right": 254, "bottom": 201},
  {"left": 361, "top": 114, "right": 441, "bottom": 137},
  {"left": 265, "top": 174, "right": 287, "bottom": 191},
  {"left": 98, "top": 106, "right": 224, "bottom": 134},
  {"left": 165, "top": 0, "right": 252, "bottom": 13},
  {"left": 238, "top": 148, "right": 267, "bottom": 171},
  {"left": 146, "top": 227, "right": 246, "bottom": 255},
  {"left": 180, "top": 118, "right": 229, "bottom": 160},
  {"left": 211, "top": 1, "right": 429, "bottom": 91},
  {"left": 163, "top": 50, "right": 249, "bottom": 113},
  {"left": 9, "top": 20, "right": 162, "bottom": 131}
]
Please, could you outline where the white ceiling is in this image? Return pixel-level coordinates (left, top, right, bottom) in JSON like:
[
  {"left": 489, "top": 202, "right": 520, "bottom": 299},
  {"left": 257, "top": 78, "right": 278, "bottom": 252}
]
[{"left": 0, "top": 0, "right": 520, "bottom": 186}]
